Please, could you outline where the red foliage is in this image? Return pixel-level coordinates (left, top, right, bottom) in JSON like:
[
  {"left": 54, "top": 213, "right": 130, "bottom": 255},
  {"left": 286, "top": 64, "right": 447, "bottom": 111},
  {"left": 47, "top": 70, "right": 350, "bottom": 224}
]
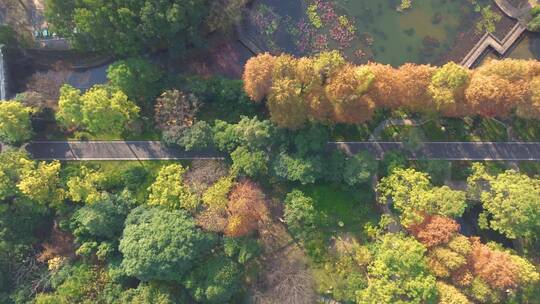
[
  {"left": 469, "top": 239, "right": 520, "bottom": 290},
  {"left": 225, "top": 180, "right": 268, "bottom": 237},
  {"left": 408, "top": 215, "right": 460, "bottom": 248}
]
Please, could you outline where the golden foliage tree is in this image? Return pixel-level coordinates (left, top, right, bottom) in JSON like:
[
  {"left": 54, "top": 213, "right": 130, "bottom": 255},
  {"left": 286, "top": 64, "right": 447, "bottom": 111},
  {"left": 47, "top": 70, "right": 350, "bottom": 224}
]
[
  {"left": 325, "top": 65, "right": 376, "bottom": 124},
  {"left": 225, "top": 180, "right": 268, "bottom": 237},
  {"left": 242, "top": 53, "right": 276, "bottom": 102}
]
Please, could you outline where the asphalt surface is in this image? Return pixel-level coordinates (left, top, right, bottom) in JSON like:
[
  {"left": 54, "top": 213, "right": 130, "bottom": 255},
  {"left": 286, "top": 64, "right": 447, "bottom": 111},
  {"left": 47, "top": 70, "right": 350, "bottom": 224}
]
[
  {"left": 330, "top": 142, "right": 540, "bottom": 161},
  {"left": 10, "top": 141, "right": 540, "bottom": 161},
  {"left": 24, "top": 141, "right": 225, "bottom": 160}
]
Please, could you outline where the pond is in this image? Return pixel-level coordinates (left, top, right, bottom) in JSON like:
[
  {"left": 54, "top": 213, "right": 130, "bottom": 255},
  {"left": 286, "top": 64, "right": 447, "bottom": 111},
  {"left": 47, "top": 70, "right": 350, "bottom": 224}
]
[
  {"left": 478, "top": 32, "right": 540, "bottom": 66},
  {"left": 245, "top": 0, "right": 478, "bottom": 66}
]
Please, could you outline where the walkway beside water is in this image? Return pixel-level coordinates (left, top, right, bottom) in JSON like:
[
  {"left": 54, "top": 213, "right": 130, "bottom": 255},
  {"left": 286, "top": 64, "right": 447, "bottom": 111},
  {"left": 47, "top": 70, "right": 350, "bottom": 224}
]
[
  {"left": 460, "top": 0, "right": 531, "bottom": 68},
  {"left": 460, "top": 22, "right": 528, "bottom": 67}
]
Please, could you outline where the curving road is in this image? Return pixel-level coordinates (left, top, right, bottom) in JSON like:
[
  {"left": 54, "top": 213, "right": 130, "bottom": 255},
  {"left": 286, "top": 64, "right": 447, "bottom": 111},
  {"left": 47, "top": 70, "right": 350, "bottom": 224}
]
[{"left": 13, "top": 140, "right": 540, "bottom": 161}]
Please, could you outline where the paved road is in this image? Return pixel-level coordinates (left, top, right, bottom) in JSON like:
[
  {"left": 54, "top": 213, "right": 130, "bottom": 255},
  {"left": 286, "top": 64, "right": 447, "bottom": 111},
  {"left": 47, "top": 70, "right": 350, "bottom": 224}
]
[
  {"left": 4, "top": 141, "right": 540, "bottom": 161},
  {"left": 330, "top": 142, "right": 540, "bottom": 161},
  {"left": 24, "top": 141, "right": 225, "bottom": 160}
]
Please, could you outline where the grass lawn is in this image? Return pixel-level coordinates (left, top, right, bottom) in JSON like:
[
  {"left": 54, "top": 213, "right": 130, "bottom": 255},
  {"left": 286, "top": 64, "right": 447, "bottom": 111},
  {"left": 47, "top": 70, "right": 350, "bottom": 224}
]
[
  {"left": 299, "top": 183, "right": 379, "bottom": 241},
  {"left": 512, "top": 118, "right": 540, "bottom": 141},
  {"left": 379, "top": 117, "right": 508, "bottom": 142}
]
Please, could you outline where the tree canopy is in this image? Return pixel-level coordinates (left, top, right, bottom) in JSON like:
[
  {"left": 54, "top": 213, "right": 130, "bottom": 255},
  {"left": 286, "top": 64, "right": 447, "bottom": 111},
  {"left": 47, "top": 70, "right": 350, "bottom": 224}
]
[
  {"left": 57, "top": 85, "right": 139, "bottom": 135},
  {"left": 0, "top": 101, "right": 32, "bottom": 145},
  {"left": 119, "top": 206, "right": 216, "bottom": 282},
  {"left": 358, "top": 233, "right": 438, "bottom": 304},
  {"left": 45, "top": 0, "right": 209, "bottom": 56}
]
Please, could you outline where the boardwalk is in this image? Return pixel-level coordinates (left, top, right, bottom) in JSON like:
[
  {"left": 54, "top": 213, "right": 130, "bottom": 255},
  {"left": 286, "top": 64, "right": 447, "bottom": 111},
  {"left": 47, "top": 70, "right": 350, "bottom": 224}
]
[
  {"left": 460, "top": 0, "right": 529, "bottom": 68},
  {"left": 14, "top": 141, "right": 540, "bottom": 161},
  {"left": 460, "top": 22, "right": 527, "bottom": 68}
]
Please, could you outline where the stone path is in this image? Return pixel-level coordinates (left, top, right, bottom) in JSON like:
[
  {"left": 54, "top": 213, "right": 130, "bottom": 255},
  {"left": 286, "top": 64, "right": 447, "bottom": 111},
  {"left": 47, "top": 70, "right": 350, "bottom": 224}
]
[{"left": 14, "top": 140, "right": 540, "bottom": 161}]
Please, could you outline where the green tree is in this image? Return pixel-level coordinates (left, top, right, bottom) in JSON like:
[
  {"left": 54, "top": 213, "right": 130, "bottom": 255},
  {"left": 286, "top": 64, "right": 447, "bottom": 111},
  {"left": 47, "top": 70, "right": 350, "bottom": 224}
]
[
  {"left": 70, "top": 191, "right": 133, "bottom": 260},
  {"left": 223, "top": 237, "right": 261, "bottom": 265},
  {"left": 119, "top": 284, "right": 176, "bottom": 304},
  {"left": 119, "top": 206, "right": 216, "bottom": 282},
  {"left": 147, "top": 164, "right": 198, "bottom": 211},
  {"left": 358, "top": 233, "right": 437, "bottom": 304},
  {"left": 273, "top": 152, "right": 323, "bottom": 185},
  {"left": 284, "top": 190, "right": 318, "bottom": 239},
  {"left": 107, "top": 58, "right": 163, "bottom": 104},
  {"left": 473, "top": 167, "right": 540, "bottom": 239},
  {"left": 183, "top": 255, "right": 242, "bottom": 303},
  {"left": 378, "top": 168, "right": 466, "bottom": 225},
  {"left": 184, "top": 76, "right": 258, "bottom": 123},
  {"left": 230, "top": 146, "right": 268, "bottom": 177},
  {"left": 291, "top": 123, "right": 329, "bottom": 156},
  {"left": 34, "top": 263, "right": 118, "bottom": 303},
  {"left": 343, "top": 152, "right": 377, "bottom": 186},
  {"left": 0, "top": 100, "right": 32, "bottom": 144},
  {"left": 177, "top": 121, "right": 213, "bottom": 151},
  {"left": 324, "top": 149, "right": 346, "bottom": 183},
  {"left": 81, "top": 86, "right": 139, "bottom": 135},
  {"left": 45, "top": 0, "right": 209, "bottom": 56},
  {"left": 56, "top": 85, "right": 83, "bottom": 130},
  {"left": 57, "top": 85, "right": 139, "bottom": 135},
  {"left": 0, "top": 198, "right": 48, "bottom": 297},
  {"left": 380, "top": 150, "right": 408, "bottom": 176}
]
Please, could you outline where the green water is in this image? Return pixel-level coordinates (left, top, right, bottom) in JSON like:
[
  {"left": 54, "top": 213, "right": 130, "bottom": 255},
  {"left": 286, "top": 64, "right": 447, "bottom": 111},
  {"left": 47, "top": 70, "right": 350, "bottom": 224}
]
[{"left": 337, "top": 0, "right": 472, "bottom": 65}]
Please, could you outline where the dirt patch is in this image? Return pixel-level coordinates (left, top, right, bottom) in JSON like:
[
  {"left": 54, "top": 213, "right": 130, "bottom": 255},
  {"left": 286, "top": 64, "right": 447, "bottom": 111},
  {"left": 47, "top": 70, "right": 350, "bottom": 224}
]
[{"left": 177, "top": 38, "right": 254, "bottom": 79}]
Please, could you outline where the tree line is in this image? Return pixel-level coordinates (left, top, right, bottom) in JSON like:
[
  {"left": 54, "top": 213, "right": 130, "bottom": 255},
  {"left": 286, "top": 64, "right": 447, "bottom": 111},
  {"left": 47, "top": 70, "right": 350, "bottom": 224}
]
[{"left": 243, "top": 52, "right": 540, "bottom": 129}]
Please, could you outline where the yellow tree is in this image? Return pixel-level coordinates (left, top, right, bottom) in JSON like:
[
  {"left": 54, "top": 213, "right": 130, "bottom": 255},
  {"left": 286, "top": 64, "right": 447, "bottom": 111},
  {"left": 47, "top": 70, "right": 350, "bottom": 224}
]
[
  {"left": 147, "top": 164, "right": 198, "bottom": 211},
  {"left": 242, "top": 53, "right": 276, "bottom": 102},
  {"left": 18, "top": 160, "right": 64, "bottom": 207},
  {"left": 267, "top": 78, "right": 308, "bottom": 129},
  {"left": 325, "top": 65, "right": 376, "bottom": 124}
]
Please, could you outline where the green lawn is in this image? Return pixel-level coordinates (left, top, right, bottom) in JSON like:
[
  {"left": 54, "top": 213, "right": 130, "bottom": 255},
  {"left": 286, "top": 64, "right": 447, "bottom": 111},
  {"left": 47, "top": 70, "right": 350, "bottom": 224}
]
[{"left": 299, "top": 184, "right": 379, "bottom": 240}]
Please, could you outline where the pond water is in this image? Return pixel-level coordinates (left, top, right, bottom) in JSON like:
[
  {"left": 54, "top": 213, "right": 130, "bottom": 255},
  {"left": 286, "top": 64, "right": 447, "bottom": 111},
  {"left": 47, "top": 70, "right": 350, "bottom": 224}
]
[
  {"left": 340, "top": 0, "right": 471, "bottom": 65},
  {"left": 478, "top": 32, "right": 540, "bottom": 66},
  {"left": 247, "top": 0, "right": 476, "bottom": 66}
]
